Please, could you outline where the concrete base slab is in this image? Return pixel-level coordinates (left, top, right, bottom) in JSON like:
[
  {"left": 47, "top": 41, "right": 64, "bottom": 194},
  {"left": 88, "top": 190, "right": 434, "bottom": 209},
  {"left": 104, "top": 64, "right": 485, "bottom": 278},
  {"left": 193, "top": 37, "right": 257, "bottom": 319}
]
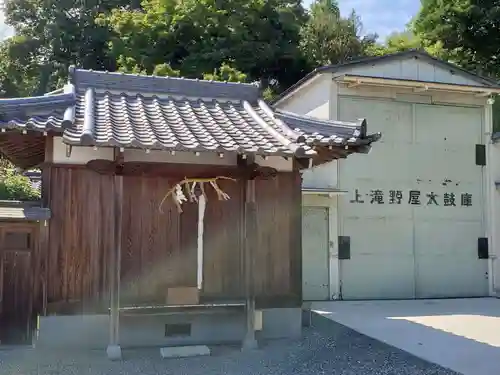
[
  {"left": 160, "top": 345, "right": 210, "bottom": 359},
  {"left": 34, "top": 308, "right": 301, "bottom": 351},
  {"left": 312, "top": 298, "right": 500, "bottom": 375},
  {"left": 301, "top": 309, "right": 312, "bottom": 327},
  {"left": 241, "top": 337, "right": 258, "bottom": 351},
  {"left": 106, "top": 344, "right": 122, "bottom": 361}
]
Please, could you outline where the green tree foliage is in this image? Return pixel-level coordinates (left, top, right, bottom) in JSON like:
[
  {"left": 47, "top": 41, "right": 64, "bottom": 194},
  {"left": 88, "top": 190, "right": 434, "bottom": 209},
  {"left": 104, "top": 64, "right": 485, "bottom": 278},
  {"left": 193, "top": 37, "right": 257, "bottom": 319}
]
[
  {"left": 366, "top": 31, "right": 421, "bottom": 56},
  {"left": 365, "top": 30, "right": 448, "bottom": 61},
  {"left": 299, "top": 0, "right": 377, "bottom": 66},
  {"left": 0, "top": 166, "right": 40, "bottom": 201},
  {"left": 0, "top": 0, "right": 377, "bottom": 99},
  {"left": 203, "top": 63, "right": 248, "bottom": 83},
  {"left": 0, "top": 0, "right": 138, "bottom": 96},
  {"left": 414, "top": 0, "right": 500, "bottom": 78},
  {"left": 411, "top": 1, "right": 500, "bottom": 130},
  {"left": 99, "top": 0, "right": 310, "bottom": 93}
]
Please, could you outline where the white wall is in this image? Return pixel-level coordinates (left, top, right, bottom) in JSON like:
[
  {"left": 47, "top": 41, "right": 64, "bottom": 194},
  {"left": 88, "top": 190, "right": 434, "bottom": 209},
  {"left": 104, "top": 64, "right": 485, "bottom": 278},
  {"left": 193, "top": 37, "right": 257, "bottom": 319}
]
[
  {"left": 276, "top": 56, "right": 499, "bottom": 297},
  {"left": 334, "top": 55, "right": 480, "bottom": 86},
  {"left": 488, "top": 140, "right": 500, "bottom": 295},
  {"left": 279, "top": 73, "right": 331, "bottom": 118},
  {"left": 279, "top": 73, "right": 339, "bottom": 189},
  {"left": 276, "top": 57, "right": 492, "bottom": 193},
  {"left": 51, "top": 137, "right": 293, "bottom": 171}
]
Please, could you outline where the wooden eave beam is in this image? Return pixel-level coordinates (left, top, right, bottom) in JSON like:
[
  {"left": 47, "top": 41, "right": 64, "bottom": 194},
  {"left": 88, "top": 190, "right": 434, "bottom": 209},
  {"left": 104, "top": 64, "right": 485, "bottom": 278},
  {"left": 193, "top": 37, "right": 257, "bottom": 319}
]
[
  {"left": 295, "top": 145, "right": 349, "bottom": 169},
  {"left": 82, "top": 159, "right": 279, "bottom": 180},
  {"left": 0, "top": 132, "right": 47, "bottom": 169}
]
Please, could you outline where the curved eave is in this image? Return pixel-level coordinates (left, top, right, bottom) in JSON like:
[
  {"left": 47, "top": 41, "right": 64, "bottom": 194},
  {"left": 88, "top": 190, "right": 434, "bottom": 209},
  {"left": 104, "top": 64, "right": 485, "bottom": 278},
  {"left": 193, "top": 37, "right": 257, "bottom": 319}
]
[
  {"left": 276, "top": 109, "right": 366, "bottom": 136},
  {"left": 273, "top": 109, "right": 382, "bottom": 154},
  {"left": 0, "top": 117, "right": 69, "bottom": 132},
  {"left": 303, "top": 132, "right": 381, "bottom": 148},
  {"left": 0, "top": 91, "right": 76, "bottom": 133}
]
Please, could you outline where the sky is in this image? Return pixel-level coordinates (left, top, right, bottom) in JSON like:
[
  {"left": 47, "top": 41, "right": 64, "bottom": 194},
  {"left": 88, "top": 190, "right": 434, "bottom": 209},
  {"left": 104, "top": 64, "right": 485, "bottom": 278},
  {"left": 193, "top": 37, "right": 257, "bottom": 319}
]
[
  {"left": 306, "top": 0, "right": 421, "bottom": 40},
  {"left": 0, "top": 0, "right": 420, "bottom": 41},
  {"left": 0, "top": 0, "right": 13, "bottom": 40}
]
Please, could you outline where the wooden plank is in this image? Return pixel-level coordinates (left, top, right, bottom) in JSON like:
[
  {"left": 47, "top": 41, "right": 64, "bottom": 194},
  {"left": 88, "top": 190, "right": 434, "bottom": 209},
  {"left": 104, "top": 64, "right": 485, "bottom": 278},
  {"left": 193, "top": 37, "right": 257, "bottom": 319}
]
[
  {"left": 38, "top": 220, "right": 49, "bottom": 316},
  {"left": 244, "top": 179, "right": 256, "bottom": 301},
  {"left": 202, "top": 178, "right": 243, "bottom": 298},
  {"left": 0, "top": 251, "right": 33, "bottom": 344},
  {"left": 290, "top": 171, "right": 303, "bottom": 305},
  {"left": 109, "top": 173, "right": 123, "bottom": 345},
  {"left": 120, "top": 175, "right": 188, "bottom": 305},
  {"left": 45, "top": 166, "right": 114, "bottom": 311},
  {"left": 43, "top": 165, "right": 300, "bottom": 312}
]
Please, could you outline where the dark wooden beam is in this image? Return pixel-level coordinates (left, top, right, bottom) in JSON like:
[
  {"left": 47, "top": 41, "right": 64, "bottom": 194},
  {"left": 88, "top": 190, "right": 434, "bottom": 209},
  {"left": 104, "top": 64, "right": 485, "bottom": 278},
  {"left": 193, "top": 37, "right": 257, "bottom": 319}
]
[
  {"left": 46, "top": 160, "right": 277, "bottom": 180},
  {"left": 237, "top": 154, "right": 255, "bottom": 167},
  {"left": 0, "top": 132, "right": 46, "bottom": 169},
  {"left": 294, "top": 157, "right": 310, "bottom": 170},
  {"left": 44, "top": 135, "right": 54, "bottom": 163},
  {"left": 290, "top": 171, "right": 302, "bottom": 304},
  {"left": 109, "top": 153, "right": 123, "bottom": 352}
]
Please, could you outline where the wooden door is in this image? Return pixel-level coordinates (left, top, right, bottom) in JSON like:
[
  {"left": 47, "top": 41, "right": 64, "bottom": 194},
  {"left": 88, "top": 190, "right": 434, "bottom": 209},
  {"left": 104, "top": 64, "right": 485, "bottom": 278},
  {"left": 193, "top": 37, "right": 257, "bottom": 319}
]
[
  {"left": 0, "top": 225, "right": 35, "bottom": 345},
  {"left": 302, "top": 206, "right": 330, "bottom": 301}
]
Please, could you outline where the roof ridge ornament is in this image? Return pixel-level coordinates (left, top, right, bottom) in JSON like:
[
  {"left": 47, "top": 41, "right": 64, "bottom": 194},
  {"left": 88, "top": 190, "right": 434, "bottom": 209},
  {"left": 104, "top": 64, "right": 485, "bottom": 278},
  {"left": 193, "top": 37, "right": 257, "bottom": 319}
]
[
  {"left": 242, "top": 100, "right": 307, "bottom": 157},
  {"left": 69, "top": 68, "right": 261, "bottom": 102},
  {"left": 68, "top": 65, "right": 76, "bottom": 84},
  {"left": 257, "top": 100, "right": 303, "bottom": 142},
  {"left": 81, "top": 88, "right": 95, "bottom": 145},
  {"left": 62, "top": 83, "right": 76, "bottom": 128}
]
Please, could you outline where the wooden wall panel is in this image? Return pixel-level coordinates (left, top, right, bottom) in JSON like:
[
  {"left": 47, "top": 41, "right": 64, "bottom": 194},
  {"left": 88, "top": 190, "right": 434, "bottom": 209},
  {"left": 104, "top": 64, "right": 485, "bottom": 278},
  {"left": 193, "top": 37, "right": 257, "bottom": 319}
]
[
  {"left": 0, "top": 223, "right": 38, "bottom": 344},
  {"left": 202, "top": 179, "right": 244, "bottom": 299},
  {"left": 254, "top": 173, "right": 295, "bottom": 297},
  {"left": 43, "top": 166, "right": 301, "bottom": 311},
  {"left": 121, "top": 175, "right": 194, "bottom": 305},
  {"left": 46, "top": 167, "right": 114, "bottom": 310},
  {"left": 0, "top": 251, "right": 33, "bottom": 343}
]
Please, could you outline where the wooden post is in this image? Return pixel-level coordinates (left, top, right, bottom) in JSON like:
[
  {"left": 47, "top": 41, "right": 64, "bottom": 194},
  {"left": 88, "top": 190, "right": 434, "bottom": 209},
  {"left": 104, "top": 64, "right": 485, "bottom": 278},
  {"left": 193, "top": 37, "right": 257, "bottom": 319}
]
[
  {"left": 107, "top": 173, "right": 123, "bottom": 360},
  {"left": 242, "top": 177, "right": 258, "bottom": 350}
]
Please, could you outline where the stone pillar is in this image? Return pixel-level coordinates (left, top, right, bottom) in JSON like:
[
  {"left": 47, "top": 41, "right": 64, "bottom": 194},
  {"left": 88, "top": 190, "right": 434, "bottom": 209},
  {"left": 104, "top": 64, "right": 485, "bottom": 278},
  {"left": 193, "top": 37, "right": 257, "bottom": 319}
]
[{"left": 242, "top": 178, "right": 258, "bottom": 350}]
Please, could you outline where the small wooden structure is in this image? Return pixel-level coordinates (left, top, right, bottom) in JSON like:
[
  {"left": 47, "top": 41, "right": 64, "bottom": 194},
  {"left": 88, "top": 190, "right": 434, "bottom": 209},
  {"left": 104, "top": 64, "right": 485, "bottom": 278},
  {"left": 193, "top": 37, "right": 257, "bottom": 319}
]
[
  {"left": 0, "top": 201, "right": 50, "bottom": 344},
  {"left": 0, "top": 68, "right": 380, "bottom": 352}
]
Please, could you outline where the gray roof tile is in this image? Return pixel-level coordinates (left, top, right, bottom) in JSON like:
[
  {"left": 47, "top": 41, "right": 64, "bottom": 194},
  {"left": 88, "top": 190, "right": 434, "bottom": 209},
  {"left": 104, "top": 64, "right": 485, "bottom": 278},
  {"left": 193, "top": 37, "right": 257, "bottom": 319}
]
[
  {"left": 71, "top": 68, "right": 262, "bottom": 102},
  {"left": 0, "top": 68, "right": 381, "bottom": 157},
  {"left": 274, "top": 110, "right": 381, "bottom": 147},
  {"left": 0, "top": 201, "right": 50, "bottom": 221}
]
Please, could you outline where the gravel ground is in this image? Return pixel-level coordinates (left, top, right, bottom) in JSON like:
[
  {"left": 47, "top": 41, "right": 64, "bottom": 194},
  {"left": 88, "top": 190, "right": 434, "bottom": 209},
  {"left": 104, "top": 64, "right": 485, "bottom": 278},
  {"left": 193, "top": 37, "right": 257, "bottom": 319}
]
[{"left": 0, "top": 321, "right": 459, "bottom": 375}]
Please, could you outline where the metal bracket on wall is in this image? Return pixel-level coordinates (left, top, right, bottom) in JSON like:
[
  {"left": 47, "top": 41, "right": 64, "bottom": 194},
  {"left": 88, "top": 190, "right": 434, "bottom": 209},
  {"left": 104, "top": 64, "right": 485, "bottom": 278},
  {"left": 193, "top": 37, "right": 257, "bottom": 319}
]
[
  {"left": 338, "top": 236, "right": 351, "bottom": 260},
  {"left": 478, "top": 237, "right": 489, "bottom": 259},
  {"left": 475, "top": 144, "right": 486, "bottom": 166}
]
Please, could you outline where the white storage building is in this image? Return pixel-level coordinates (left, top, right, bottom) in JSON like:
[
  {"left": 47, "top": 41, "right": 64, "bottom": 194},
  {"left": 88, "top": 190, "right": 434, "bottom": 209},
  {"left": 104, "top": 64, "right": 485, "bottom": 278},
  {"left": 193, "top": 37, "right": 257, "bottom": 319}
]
[{"left": 275, "top": 50, "right": 500, "bottom": 300}]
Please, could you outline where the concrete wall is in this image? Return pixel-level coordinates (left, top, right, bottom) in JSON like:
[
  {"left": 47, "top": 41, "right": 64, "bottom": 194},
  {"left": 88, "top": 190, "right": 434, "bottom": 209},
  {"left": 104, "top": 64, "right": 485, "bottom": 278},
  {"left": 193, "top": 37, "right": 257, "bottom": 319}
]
[
  {"left": 332, "top": 55, "right": 482, "bottom": 86},
  {"left": 488, "top": 139, "right": 500, "bottom": 296},
  {"left": 35, "top": 308, "right": 302, "bottom": 350},
  {"left": 277, "top": 54, "right": 498, "bottom": 299},
  {"left": 278, "top": 74, "right": 339, "bottom": 190}
]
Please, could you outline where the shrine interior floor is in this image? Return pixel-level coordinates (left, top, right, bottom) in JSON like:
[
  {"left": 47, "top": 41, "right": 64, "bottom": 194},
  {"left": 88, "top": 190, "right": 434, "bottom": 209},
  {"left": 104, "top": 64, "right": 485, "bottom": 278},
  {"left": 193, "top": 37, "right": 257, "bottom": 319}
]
[{"left": 311, "top": 298, "right": 500, "bottom": 375}]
